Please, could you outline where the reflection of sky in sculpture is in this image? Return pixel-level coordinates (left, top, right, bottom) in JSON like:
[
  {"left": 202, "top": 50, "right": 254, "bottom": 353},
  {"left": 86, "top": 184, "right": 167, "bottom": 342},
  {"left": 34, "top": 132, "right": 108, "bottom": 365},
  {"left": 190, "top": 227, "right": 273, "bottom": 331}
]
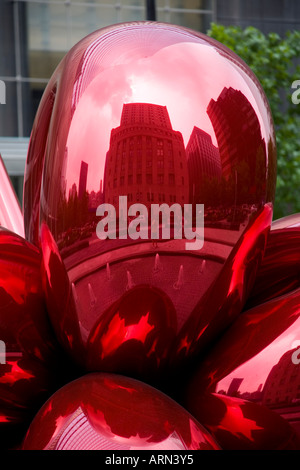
[{"left": 65, "top": 33, "right": 270, "bottom": 194}]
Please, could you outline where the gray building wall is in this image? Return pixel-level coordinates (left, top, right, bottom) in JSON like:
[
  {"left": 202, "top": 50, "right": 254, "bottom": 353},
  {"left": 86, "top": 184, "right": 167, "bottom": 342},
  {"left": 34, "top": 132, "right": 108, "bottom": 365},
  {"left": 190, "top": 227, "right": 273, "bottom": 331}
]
[{"left": 216, "top": 0, "right": 300, "bottom": 35}]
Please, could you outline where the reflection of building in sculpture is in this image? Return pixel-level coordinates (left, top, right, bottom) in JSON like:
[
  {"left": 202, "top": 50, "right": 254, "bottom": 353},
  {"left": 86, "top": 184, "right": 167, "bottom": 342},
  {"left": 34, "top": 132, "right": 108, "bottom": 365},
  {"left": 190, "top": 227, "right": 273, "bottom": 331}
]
[
  {"left": 240, "top": 383, "right": 264, "bottom": 403},
  {"left": 104, "top": 103, "right": 189, "bottom": 212},
  {"left": 262, "top": 349, "right": 300, "bottom": 407},
  {"left": 186, "top": 126, "right": 221, "bottom": 205},
  {"left": 89, "top": 188, "right": 104, "bottom": 210},
  {"left": 227, "top": 377, "right": 244, "bottom": 397},
  {"left": 78, "top": 161, "right": 88, "bottom": 199},
  {"left": 207, "top": 87, "right": 267, "bottom": 203},
  {"left": 69, "top": 183, "right": 77, "bottom": 199},
  {"left": 61, "top": 146, "right": 68, "bottom": 198}
]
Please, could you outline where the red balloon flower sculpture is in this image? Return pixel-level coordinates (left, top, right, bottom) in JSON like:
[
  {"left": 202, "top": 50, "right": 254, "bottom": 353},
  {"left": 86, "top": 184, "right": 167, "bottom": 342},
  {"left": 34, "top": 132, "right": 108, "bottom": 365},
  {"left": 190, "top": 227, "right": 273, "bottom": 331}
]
[{"left": 0, "top": 21, "right": 299, "bottom": 451}]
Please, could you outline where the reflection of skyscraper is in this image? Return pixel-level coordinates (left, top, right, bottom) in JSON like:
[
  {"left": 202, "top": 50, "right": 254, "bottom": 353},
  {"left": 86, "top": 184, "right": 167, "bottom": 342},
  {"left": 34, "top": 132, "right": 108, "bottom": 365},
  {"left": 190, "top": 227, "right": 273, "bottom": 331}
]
[
  {"left": 104, "top": 103, "right": 189, "bottom": 211},
  {"left": 78, "top": 160, "right": 88, "bottom": 199},
  {"left": 207, "top": 87, "right": 266, "bottom": 193},
  {"left": 186, "top": 126, "right": 221, "bottom": 204},
  {"left": 69, "top": 183, "right": 77, "bottom": 199},
  {"left": 262, "top": 349, "right": 300, "bottom": 407},
  {"left": 227, "top": 378, "right": 244, "bottom": 397}
]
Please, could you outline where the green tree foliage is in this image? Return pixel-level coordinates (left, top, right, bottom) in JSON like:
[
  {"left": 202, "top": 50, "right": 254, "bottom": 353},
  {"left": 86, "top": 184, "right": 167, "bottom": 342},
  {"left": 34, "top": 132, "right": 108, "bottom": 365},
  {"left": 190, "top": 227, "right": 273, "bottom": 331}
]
[{"left": 208, "top": 23, "right": 300, "bottom": 219}]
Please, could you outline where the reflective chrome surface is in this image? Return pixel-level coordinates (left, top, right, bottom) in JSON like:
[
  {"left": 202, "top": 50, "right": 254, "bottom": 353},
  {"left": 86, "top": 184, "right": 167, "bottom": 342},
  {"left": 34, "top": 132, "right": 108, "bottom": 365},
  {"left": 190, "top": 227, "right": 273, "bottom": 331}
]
[
  {"left": 271, "top": 213, "right": 300, "bottom": 230},
  {"left": 183, "top": 392, "right": 300, "bottom": 450},
  {"left": 0, "top": 155, "right": 24, "bottom": 238},
  {"left": 247, "top": 221, "right": 300, "bottom": 308},
  {"left": 184, "top": 287, "right": 300, "bottom": 442},
  {"left": 23, "top": 22, "right": 277, "bottom": 378},
  {"left": 0, "top": 228, "right": 74, "bottom": 449},
  {"left": 22, "top": 372, "right": 220, "bottom": 450}
]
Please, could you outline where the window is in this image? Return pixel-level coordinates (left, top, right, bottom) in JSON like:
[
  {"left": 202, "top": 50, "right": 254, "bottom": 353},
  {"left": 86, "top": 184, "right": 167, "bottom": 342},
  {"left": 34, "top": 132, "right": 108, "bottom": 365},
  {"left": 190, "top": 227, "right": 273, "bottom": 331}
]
[
  {"left": 169, "top": 173, "right": 175, "bottom": 185},
  {"left": 158, "top": 174, "right": 164, "bottom": 185},
  {"left": 146, "top": 174, "right": 153, "bottom": 184}
]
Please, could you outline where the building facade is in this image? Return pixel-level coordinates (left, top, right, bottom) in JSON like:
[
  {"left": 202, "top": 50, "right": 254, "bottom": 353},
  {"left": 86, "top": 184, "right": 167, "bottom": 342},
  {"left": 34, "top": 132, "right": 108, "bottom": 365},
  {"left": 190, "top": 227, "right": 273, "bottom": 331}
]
[
  {"left": 262, "top": 349, "right": 300, "bottom": 407},
  {"left": 186, "top": 126, "right": 221, "bottom": 205},
  {"left": 207, "top": 86, "right": 267, "bottom": 204},
  {"left": 104, "top": 103, "right": 189, "bottom": 212}
]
